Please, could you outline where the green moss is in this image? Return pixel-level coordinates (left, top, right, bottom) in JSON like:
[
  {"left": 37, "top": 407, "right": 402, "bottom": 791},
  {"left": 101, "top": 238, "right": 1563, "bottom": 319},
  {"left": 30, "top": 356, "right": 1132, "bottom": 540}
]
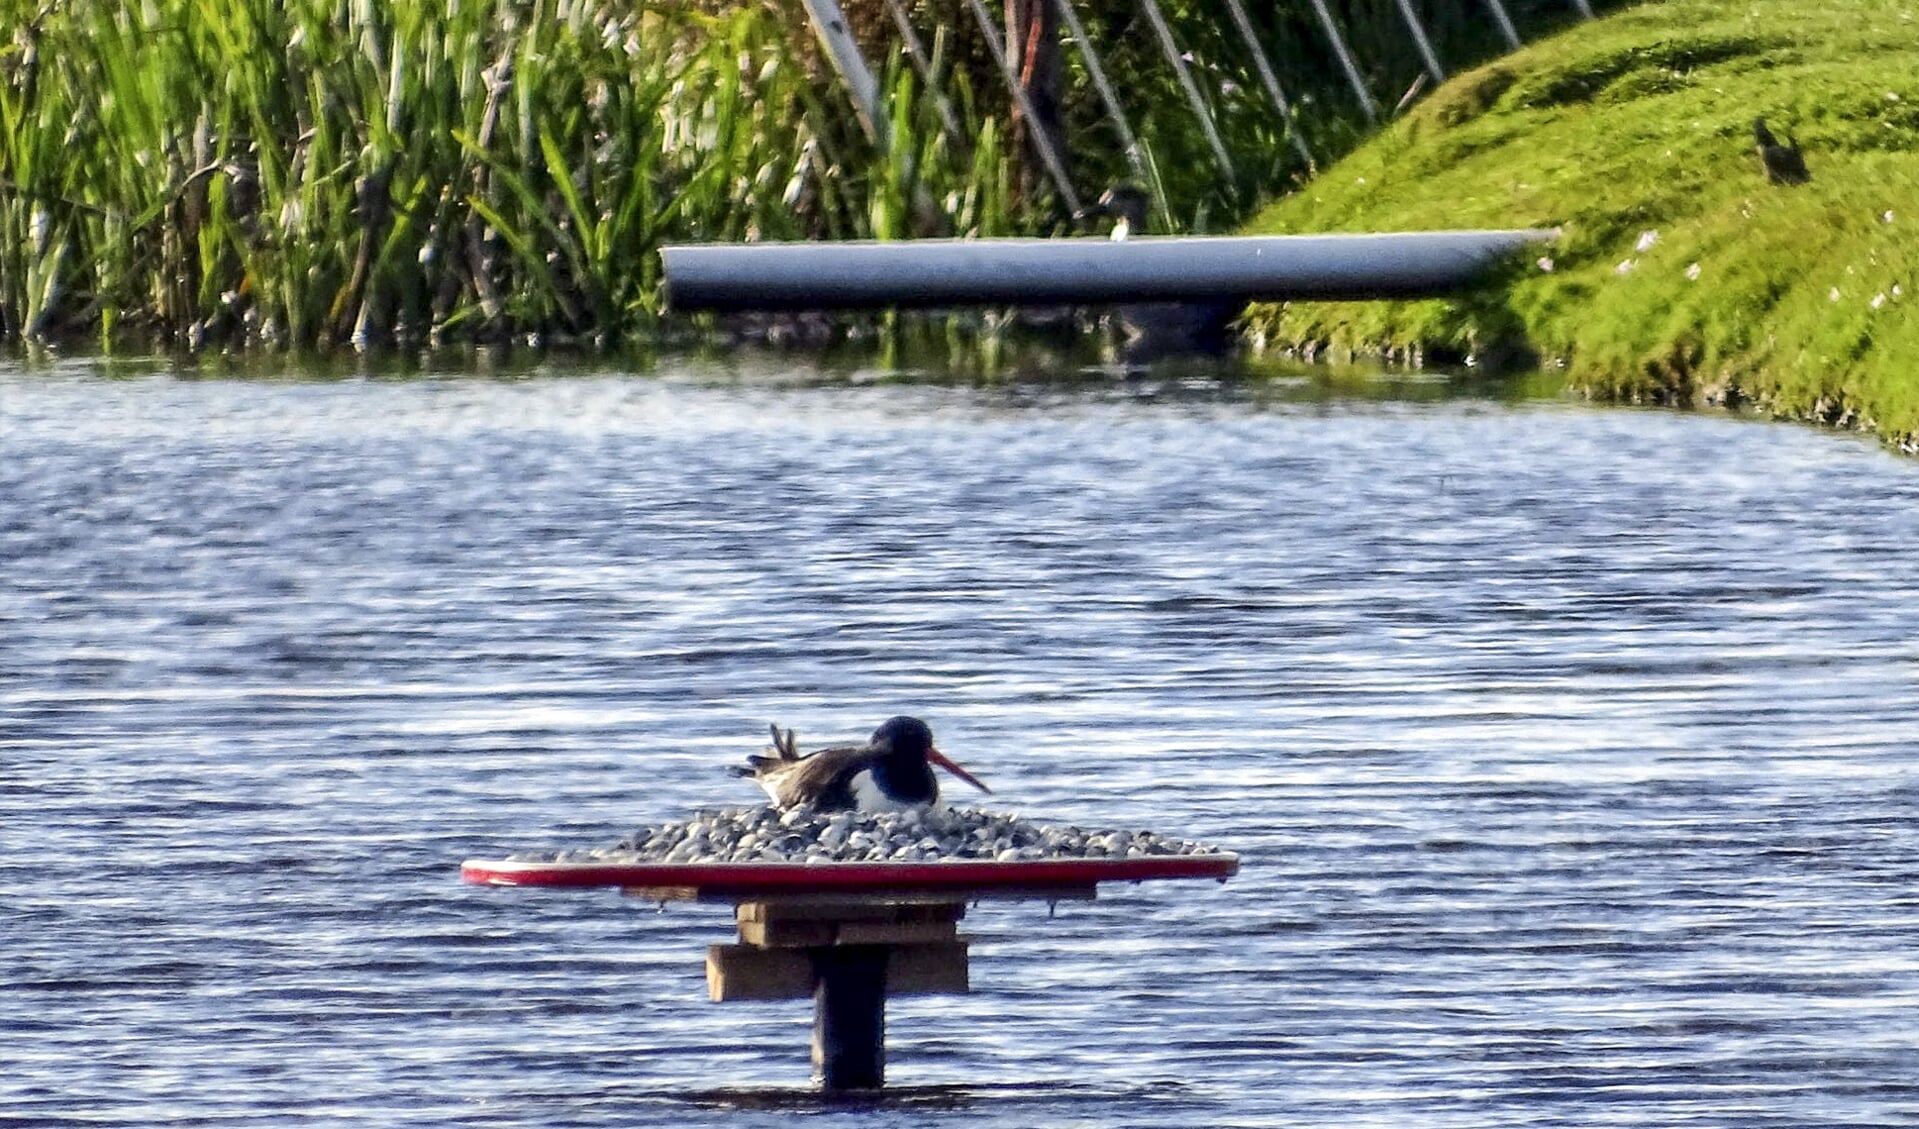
[{"left": 1239, "top": 0, "right": 1919, "bottom": 449}]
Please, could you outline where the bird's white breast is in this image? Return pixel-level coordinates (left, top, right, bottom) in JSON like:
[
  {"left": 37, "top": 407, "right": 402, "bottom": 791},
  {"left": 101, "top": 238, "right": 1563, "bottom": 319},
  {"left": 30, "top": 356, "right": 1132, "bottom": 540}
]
[{"left": 850, "top": 768, "right": 926, "bottom": 812}]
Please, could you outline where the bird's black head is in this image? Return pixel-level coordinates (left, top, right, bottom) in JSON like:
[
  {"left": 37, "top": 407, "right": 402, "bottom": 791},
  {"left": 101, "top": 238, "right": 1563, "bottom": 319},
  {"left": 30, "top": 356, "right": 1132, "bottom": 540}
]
[
  {"left": 869, "top": 715, "right": 935, "bottom": 756},
  {"left": 1753, "top": 117, "right": 1777, "bottom": 146},
  {"left": 872, "top": 715, "right": 992, "bottom": 796},
  {"left": 1074, "top": 183, "right": 1152, "bottom": 233}
]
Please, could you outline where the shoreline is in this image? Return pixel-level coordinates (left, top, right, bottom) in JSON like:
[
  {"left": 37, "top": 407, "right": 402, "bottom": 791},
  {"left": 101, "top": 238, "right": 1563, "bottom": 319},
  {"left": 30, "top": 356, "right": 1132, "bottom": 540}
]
[{"left": 1235, "top": 0, "right": 1919, "bottom": 453}]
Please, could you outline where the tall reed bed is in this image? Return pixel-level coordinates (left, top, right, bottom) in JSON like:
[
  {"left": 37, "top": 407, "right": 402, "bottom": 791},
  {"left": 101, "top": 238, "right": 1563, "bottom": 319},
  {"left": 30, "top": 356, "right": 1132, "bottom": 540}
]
[
  {"left": 1, "top": 0, "right": 1619, "bottom": 353},
  {"left": 0, "top": 0, "right": 1023, "bottom": 350},
  {"left": 1047, "top": 0, "right": 1621, "bottom": 230}
]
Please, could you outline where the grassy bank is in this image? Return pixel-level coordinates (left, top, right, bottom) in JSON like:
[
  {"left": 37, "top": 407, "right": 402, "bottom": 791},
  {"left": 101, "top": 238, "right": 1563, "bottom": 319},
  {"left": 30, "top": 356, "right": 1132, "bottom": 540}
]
[
  {"left": 1239, "top": 0, "right": 1919, "bottom": 449},
  {"left": 0, "top": 0, "right": 1029, "bottom": 351},
  {"left": 1, "top": 0, "right": 1620, "bottom": 353}
]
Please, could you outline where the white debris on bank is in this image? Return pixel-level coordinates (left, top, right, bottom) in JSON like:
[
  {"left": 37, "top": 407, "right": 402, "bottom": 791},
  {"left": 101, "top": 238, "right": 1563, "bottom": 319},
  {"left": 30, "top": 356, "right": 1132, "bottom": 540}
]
[{"left": 508, "top": 806, "right": 1225, "bottom": 865}]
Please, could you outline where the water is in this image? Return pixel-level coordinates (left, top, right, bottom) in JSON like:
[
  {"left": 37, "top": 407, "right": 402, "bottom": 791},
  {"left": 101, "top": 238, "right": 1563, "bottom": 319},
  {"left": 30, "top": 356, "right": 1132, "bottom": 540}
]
[{"left": 4, "top": 357, "right": 1918, "bottom": 1127}]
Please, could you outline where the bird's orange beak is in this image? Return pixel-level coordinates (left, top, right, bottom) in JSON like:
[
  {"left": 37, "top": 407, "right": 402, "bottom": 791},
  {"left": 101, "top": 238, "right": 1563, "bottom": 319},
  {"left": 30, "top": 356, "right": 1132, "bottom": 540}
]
[{"left": 928, "top": 746, "right": 991, "bottom": 794}]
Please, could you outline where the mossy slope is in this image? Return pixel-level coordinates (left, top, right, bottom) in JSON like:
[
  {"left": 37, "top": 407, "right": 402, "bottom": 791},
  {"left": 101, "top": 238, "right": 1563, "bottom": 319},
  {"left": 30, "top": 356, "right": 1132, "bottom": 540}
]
[{"left": 1239, "top": 0, "right": 1919, "bottom": 448}]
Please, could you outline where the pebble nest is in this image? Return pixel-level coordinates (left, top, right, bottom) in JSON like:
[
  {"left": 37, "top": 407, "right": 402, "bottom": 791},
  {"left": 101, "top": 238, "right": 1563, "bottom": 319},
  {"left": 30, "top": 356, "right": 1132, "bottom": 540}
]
[{"left": 508, "top": 806, "right": 1226, "bottom": 865}]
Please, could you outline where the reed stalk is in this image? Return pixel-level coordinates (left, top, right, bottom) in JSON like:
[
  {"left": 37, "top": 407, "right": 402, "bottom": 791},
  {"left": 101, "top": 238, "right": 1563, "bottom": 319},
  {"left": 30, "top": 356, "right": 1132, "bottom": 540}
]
[
  {"left": 0, "top": 0, "right": 1034, "bottom": 351},
  {"left": 0, "top": 0, "right": 1625, "bottom": 352}
]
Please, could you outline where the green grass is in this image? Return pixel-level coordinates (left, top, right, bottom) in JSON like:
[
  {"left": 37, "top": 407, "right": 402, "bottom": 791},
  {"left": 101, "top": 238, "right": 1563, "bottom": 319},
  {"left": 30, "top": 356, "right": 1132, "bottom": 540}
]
[
  {"left": 1, "top": 0, "right": 1633, "bottom": 354},
  {"left": 0, "top": 0, "right": 1033, "bottom": 351},
  {"left": 1239, "top": 0, "right": 1919, "bottom": 449}
]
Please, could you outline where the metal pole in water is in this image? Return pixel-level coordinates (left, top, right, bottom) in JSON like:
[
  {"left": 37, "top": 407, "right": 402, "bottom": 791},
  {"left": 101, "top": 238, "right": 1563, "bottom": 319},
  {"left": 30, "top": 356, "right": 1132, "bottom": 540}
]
[
  {"left": 1481, "top": 0, "right": 1523, "bottom": 50},
  {"left": 812, "top": 947, "right": 888, "bottom": 1091},
  {"left": 662, "top": 229, "right": 1561, "bottom": 312},
  {"left": 1051, "top": 0, "right": 1158, "bottom": 216},
  {"left": 1219, "top": 0, "right": 1315, "bottom": 168},
  {"left": 1305, "top": 0, "right": 1379, "bottom": 123},
  {"left": 1133, "top": 0, "right": 1236, "bottom": 183},
  {"left": 963, "top": 0, "right": 1083, "bottom": 213},
  {"left": 1392, "top": 0, "right": 1447, "bottom": 85},
  {"left": 1005, "top": 0, "right": 1069, "bottom": 203},
  {"left": 797, "top": 0, "right": 892, "bottom": 147},
  {"left": 882, "top": 0, "right": 965, "bottom": 147}
]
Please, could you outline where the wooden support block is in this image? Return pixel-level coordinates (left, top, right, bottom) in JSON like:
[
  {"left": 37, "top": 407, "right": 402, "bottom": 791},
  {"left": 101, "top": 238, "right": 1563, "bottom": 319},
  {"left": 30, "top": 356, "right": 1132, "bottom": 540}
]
[
  {"left": 707, "top": 939, "right": 971, "bottom": 1000},
  {"left": 707, "top": 944, "right": 815, "bottom": 1001},
  {"left": 745, "top": 886, "right": 1092, "bottom": 908},
  {"left": 894, "top": 903, "right": 967, "bottom": 923},
  {"left": 737, "top": 898, "right": 966, "bottom": 924},
  {"left": 835, "top": 920, "right": 959, "bottom": 946},
  {"left": 885, "top": 941, "right": 969, "bottom": 995},
  {"left": 738, "top": 919, "right": 837, "bottom": 948},
  {"left": 738, "top": 901, "right": 896, "bottom": 924},
  {"left": 736, "top": 917, "right": 956, "bottom": 947},
  {"left": 738, "top": 900, "right": 888, "bottom": 924}
]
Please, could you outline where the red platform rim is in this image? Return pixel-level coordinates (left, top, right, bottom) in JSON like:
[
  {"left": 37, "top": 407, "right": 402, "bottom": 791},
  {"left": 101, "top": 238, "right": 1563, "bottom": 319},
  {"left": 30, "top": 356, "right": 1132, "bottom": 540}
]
[{"left": 461, "top": 852, "right": 1238, "bottom": 892}]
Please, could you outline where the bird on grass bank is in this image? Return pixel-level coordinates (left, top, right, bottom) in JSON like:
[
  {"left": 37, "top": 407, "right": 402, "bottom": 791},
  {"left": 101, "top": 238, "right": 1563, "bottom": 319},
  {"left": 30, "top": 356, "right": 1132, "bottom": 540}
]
[
  {"left": 1075, "top": 182, "right": 1155, "bottom": 243},
  {"left": 1073, "top": 184, "right": 1240, "bottom": 363},
  {"left": 734, "top": 716, "right": 991, "bottom": 812},
  {"left": 1754, "top": 118, "right": 1810, "bottom": 186}
]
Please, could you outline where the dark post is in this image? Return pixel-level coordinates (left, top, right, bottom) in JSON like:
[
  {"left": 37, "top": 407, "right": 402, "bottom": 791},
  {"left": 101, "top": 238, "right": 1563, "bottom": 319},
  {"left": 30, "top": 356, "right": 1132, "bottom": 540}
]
[
  {"left": 1004, "top": 0, "right": 1067, "bottom": 203},
  {"left": 811, "top": 946, "right": 889, "bottom": 1090}
]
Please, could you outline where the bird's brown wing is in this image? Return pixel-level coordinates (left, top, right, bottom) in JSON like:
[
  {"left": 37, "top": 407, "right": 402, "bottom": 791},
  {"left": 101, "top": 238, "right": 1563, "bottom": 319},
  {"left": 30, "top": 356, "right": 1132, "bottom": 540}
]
[{"left": 759, "top": 741, "right": 878, "bottom": 808}]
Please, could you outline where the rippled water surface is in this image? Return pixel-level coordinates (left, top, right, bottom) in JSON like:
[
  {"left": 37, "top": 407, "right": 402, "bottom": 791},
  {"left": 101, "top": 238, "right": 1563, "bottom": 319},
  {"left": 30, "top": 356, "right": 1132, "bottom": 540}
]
[{"left": 5, "top": 358, "right": 1919, "bottom": 1127}]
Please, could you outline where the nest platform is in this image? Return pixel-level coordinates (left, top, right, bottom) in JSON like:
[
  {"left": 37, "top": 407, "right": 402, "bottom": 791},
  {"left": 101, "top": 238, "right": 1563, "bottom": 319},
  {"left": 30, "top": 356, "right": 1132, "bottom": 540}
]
[{"left": 462, "top": 853, "right": 1238, "bottom": 1091}]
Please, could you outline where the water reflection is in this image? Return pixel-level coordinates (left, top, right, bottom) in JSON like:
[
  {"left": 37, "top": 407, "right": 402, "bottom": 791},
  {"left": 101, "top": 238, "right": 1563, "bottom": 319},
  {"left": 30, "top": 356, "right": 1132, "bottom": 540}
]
[{"left": 4, "top": 356, "right": 1917, "bottom": 1127}]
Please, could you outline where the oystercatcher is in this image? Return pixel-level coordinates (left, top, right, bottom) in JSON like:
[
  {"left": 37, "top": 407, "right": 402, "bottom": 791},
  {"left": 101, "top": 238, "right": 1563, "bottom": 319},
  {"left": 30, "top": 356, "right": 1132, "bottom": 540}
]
[
  {"left": 734, "top": 716, "right": 991, "bottom": 811},
  {"left": 1076, "top": 182, "right": 1154, "bottom": 243},
  {"left": 1075, "top": 183, "right": 1239, "bottom": 361}
]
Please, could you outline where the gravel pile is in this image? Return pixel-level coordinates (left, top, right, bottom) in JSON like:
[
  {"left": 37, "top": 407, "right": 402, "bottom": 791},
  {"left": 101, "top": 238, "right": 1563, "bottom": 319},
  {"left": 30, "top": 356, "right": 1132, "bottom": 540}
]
[{"left": 509, "top": 806, "right": 1226, "bottom": 865}]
